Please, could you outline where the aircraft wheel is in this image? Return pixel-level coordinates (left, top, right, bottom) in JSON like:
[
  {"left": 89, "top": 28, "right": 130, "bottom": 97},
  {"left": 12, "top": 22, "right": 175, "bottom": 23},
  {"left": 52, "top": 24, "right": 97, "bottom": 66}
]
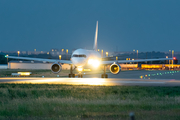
[
  {"left": 81, "top": 74, "right": 83, "bottom": 78},
  {"left": 105, "top": 74, "right": 108, "bottom": 78},
  {"left": 72, "top": 74, "right": 75, "bottom": 78},
  {"left": 101, "top": 74, "right": 104, "bottom": 78},
  {"left": 68, "top": 74, "right": 72, "bottom": 78}
]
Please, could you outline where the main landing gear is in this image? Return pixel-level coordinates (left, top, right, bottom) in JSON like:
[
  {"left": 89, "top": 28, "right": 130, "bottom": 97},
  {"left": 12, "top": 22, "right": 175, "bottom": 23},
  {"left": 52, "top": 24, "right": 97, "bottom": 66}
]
[
  {"left": 101, "top": 65, "right": 108, "bottom": 78},
  {"left": 68, "top": 73, "right": 75, "bottom": 78},
  {"left": 68, "top": 65, "right": 75, "bottom": 78}
]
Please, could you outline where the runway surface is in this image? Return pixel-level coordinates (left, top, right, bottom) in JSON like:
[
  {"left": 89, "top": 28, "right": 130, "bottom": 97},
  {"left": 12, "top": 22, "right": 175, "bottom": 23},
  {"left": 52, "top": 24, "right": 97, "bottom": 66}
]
[
  {"left": 0, "top": 77, "right": 180, "bottom": 86},
  {"left": 0, "top": 70, "right": 180, "bottom": 86}
]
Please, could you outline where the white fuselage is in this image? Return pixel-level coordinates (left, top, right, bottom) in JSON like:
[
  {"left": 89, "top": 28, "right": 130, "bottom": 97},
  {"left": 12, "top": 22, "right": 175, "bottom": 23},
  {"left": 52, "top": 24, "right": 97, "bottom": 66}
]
[{"left": 71, "top": 48, "right": 101, "bottom": 68}]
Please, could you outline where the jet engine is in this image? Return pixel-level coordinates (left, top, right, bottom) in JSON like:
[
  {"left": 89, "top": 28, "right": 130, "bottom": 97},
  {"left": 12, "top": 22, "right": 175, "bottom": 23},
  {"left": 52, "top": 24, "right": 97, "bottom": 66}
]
[
  {"left": 110, "top": 63, "right": 121, "bottom": 74},
  {"left": 51, "top": 63, "right": 62, "bottom": 74}
]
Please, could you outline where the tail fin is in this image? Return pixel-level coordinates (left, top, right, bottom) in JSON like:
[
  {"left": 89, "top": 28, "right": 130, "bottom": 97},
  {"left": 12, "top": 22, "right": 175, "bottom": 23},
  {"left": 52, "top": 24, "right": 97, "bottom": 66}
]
[{"left": 93, "top": 21, "right": 98, "bottom": 51}]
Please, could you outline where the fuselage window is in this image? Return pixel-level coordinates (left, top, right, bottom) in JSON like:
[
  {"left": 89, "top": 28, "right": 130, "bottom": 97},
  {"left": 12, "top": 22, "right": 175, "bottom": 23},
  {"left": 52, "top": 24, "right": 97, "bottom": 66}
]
[{"left": 72, "top": 54, "right": 86, "bottom": 58}]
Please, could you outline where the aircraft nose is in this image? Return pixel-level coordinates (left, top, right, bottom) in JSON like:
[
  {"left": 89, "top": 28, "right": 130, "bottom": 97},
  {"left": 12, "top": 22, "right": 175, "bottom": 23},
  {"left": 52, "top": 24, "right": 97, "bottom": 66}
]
[{"left": 71, "top": 58, "right": 87, "bottom": 66}]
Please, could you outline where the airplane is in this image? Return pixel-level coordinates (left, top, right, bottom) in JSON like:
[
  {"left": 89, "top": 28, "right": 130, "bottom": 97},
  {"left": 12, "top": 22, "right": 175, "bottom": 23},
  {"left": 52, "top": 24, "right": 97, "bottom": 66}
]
[{"left": 5, "top": 21, "right": 175, "bottom": 78}]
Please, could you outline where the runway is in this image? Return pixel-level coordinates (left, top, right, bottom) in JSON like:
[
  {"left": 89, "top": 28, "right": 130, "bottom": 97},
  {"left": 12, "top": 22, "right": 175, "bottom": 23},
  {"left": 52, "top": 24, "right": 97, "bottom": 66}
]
[{"left": 0, "top": 77, "right": 180, "bottom": 86}]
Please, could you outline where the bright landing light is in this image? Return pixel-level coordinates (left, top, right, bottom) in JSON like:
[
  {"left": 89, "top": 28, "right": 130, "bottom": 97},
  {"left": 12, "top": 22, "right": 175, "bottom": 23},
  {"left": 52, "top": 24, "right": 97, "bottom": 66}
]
[
  {"left": 77, "top": 67, "right": 83, "bottom": 71},
  {"left": 88, "top": 59, "right": 100, "bottom": 68}
]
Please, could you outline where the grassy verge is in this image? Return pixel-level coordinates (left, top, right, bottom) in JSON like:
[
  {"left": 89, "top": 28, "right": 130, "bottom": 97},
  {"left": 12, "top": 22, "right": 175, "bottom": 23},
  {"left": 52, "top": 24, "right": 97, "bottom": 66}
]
[{"left": 0, "top": 84, "right": 180, "bottom": 120}]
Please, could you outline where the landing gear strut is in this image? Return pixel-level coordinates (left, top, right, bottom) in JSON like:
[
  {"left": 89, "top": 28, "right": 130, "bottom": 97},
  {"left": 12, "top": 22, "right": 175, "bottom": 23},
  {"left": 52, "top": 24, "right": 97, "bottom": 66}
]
[
  {"left": 78, "top": 74, "right": 83, "bottom": 78},
  {"left": 68, "top": 65, "right": 75, "bottom": 78},
  {"left": 101, "top": 65, "right": 108, "bottom": 78}
]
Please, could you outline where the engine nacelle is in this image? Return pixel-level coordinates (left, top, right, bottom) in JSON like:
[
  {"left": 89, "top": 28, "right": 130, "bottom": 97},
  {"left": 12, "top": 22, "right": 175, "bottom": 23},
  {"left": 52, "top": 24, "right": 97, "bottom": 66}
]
[
  {"left": 51, "top": 63, "right": 62, "bottom": 74},
  {"left": 110, "top": 63, "right": 121, "bottom": 74}
]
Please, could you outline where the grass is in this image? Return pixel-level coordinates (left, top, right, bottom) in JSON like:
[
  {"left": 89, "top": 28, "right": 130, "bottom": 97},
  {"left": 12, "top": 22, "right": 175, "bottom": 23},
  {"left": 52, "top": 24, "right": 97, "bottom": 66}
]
[{"left": 0, "top": 84, "right": 180, "bottom": 120}]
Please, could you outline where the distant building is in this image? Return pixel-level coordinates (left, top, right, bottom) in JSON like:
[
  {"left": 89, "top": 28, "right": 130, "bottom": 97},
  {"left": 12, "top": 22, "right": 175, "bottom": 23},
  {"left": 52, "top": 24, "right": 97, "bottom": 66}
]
[{"left": 0, "top": 64, "right": 8, "bottom": 69}]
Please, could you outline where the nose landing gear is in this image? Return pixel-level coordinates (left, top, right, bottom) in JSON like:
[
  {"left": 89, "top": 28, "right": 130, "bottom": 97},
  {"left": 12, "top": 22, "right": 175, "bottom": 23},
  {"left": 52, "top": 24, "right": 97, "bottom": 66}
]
[
  {"left": 68, "top": 65, "right": 83, "bottom": 78},
  {"left": 69, "top": 64, "right": 108, "bottom": 78},
  {"left": 78, "top": 74, "right": 83, "bottom": 78}
]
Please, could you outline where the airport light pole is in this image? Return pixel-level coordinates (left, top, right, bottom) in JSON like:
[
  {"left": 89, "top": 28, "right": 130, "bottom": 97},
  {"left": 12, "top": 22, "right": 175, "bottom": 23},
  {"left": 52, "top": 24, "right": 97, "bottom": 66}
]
[
  {"left": 133, "top": 49, "right": 135, "bottom": 59},
  {"left": 106, "top": 52, "right": 108, "bottom": 57},
  {"left": 172, "top": 50, "right": 174, "bottom": 67},
  {"left": 6, "top": 55, "right": 8, "bottom": 64},
  {"left": 59, "top": 55, "right": 62, "bottom": 60},
  {"left": 17, "top": 51, "right": 20, "bottom": 57},
  {"left": 101, "top": 50, "right": 103, "bottom": 57},
  {"left": 34, "top": 49, "right": 36, "bottom": 55},
  {"left": 172, "top": 50, "right": 174, "bottom": 58},
  {"left": 169, "top": 50, "right": 171, "bottom": 58},
  {"left": 168, "top": 50, "right": 171, "bottom": 66},
  {"left": 166, "top": 56, "right": 168, "bottom": 64},
  {"left": 137, "top": 50, "right": 138, "bottom": 59},
  {"left": 66, "top": 49, "right": 68, "bottom": 60}
]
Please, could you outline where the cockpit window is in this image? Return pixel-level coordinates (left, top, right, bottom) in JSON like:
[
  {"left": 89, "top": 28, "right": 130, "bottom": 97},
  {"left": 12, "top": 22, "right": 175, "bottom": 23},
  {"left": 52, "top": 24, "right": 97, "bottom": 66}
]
[
  {"left": 79, "top": 55, "right": 86, "bottom": 57},
  {"left": 72, "top": 54, "right": 86, "bottom": 58},
  {"left": 72, "top": 54, "right": 79, "bottom": 57}
]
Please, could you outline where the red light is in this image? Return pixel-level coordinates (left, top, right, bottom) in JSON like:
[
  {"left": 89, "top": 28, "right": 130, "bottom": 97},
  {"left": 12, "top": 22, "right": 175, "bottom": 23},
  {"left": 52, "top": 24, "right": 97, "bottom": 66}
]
[{"left": 173, "top": 57, "right": 176, "bottom": 60}]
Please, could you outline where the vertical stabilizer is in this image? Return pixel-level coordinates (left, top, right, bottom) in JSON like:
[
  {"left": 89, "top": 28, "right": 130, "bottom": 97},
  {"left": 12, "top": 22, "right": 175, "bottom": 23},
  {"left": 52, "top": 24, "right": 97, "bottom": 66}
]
[{"left": 93, "top": 21, "right": 98, "bottom": 51}]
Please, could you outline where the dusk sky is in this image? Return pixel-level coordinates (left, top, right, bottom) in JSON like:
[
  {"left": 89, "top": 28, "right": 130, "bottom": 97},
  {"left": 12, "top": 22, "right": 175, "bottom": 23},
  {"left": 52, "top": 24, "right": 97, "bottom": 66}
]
[{"left": 0, "top": 0, "right": 180, "bottom": 52}]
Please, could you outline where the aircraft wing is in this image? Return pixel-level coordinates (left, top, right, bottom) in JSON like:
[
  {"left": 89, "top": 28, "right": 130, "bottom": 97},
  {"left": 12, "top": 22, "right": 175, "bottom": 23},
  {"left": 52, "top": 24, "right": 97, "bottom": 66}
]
[
  {"left": 5, "top": 56, "right": 72, "bottom": 64},
  {"left": 101, "top": 58, "right": 174, "bottom": 65}
]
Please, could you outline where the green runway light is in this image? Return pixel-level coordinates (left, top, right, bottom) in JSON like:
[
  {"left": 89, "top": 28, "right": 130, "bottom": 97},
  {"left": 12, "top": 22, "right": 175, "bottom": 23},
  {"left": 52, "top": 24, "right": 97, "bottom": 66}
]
[
  {"left": 152, "top": 74, "right": 155, "bottom": 76},
  {"left": 140, "top": 76, "right": 143, "bottom": 78},
  {"left": 148, "top": 74, "right": 150, "bottom": 76}
]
